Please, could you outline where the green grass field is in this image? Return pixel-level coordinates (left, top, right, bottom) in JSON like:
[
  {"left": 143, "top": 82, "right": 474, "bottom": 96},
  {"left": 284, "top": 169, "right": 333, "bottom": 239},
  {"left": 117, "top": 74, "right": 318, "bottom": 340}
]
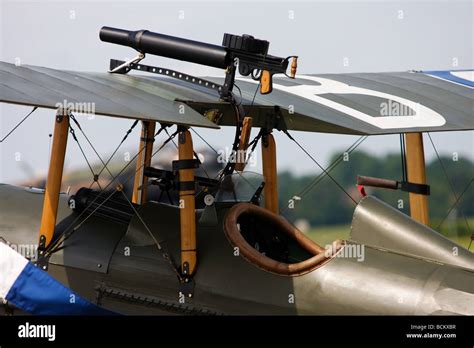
[
  {"left": 305, "top": 218, "right": 473, "bottom": 250},
  {"left": 305, "top": 224, "right": 350, "bottom": 248}
]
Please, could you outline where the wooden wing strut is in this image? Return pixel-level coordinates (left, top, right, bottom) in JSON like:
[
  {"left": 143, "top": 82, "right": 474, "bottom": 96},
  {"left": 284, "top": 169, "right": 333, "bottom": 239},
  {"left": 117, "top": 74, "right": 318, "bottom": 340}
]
[
  {"left": 178, "top": 129, "right": 197, "bottom": 276},
  {"left": 132, "top": 121, "right": 156, "bottom": 205},
  {"left": 262, "top": 132, "right": 279, "bottom": 214},
  {"left": 38, "top": 110, "right": 69, "bottom": 250},
  {"left": 405, "top": 132, "right": 429, "bottom": 225}
]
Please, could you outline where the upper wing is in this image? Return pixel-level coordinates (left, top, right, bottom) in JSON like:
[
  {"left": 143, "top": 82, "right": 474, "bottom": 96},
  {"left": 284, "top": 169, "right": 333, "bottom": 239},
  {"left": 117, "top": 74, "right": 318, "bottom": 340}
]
[
  {"left": 1, "top": 61, "right": 472, "bottom": 135},
  {"left": 199, "top": 70, "right": 473, "bottom": 135},
  {"left": 0, "top": 62, "right": 219, "bottom": 129}
]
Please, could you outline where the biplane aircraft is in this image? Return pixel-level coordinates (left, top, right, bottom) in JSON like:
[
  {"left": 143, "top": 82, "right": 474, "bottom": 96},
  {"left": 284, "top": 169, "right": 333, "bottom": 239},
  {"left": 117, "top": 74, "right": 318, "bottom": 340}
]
[{"left": 0, "top": 27, "right": 473, "bottom": 315}]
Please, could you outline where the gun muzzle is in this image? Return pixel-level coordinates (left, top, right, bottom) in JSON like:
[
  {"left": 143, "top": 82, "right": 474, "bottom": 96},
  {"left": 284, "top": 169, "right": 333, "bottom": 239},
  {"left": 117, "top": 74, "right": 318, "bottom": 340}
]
[{"left": 100, "top": 26, "right": 229, "bottom": 69}]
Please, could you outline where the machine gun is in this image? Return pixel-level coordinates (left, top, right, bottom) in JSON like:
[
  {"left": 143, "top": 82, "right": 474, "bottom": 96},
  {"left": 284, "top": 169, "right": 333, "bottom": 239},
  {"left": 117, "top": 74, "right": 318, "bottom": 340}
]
[{"left": 99, "top": 27, "right": 297, "bottom": 99}]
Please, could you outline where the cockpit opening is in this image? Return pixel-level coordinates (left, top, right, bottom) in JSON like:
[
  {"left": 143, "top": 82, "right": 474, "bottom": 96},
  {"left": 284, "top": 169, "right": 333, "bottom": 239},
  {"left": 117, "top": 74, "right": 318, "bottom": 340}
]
[{"left": 224, "top": 202, "right": 344, "bottom": 276}]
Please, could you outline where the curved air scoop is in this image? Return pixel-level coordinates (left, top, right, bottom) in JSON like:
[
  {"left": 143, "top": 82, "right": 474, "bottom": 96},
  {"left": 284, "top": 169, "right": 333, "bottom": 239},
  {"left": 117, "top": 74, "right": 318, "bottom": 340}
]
[{"left": 350, "top": 196, "right": 474, "bottom": 270}]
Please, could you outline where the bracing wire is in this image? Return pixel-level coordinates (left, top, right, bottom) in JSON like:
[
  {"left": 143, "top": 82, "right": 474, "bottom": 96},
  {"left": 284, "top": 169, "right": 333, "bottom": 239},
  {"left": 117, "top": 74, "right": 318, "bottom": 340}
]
[
  {"left": 0, "top": 107, "right": 37, "bottom": 143},
  {"left": 427, "top": 133, "right": 472, "bottom": 248},
  {"left": 45, "top": 125, "right": 176, "bottom": 255},
  {"left": 284, "top": 130, "right": 357, "bottom": 205}
]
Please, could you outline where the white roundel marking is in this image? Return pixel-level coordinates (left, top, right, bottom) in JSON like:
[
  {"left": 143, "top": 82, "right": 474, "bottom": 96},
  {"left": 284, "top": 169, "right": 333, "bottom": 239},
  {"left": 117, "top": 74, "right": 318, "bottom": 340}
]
[
  {"left": 0, "top": 243, "right": 28, "bottom": 299},
  {"left": 451, "top": 71, "right": 474, "bottom": 82},
  {"left": 241, "top": 75, "right": 446, "bottom": 129}
]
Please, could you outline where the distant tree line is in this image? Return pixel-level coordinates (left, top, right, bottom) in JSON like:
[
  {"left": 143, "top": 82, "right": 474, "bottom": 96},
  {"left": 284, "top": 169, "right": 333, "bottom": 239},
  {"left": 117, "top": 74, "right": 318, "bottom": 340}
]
[{"left": 278, "top": 151, "right": 473, "bottom": 228}]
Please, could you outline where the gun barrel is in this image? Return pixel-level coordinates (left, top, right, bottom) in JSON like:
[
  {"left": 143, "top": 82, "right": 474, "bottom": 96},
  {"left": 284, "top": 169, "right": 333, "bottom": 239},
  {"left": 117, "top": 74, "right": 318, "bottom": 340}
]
[{"left": 100, "top": 26, "right": 229, "bottom": 69}]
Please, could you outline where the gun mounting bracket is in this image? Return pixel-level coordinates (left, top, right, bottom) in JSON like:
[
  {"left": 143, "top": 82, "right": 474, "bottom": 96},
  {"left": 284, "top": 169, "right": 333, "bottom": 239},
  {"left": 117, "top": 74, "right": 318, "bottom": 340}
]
[
  {"left": 261, "top": 105, "right": 287, "bottom": 134},
  {"left": 109, "top": 53, "right": 145, "bottom": 74},
  {"left": 109, "top": 59, "right": 225, "bottom": 95}
]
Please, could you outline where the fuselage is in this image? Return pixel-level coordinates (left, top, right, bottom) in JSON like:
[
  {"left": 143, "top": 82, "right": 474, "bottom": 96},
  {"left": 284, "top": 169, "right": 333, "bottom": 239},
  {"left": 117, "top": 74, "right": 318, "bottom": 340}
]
[{"left": 0, "top": 183, "right": 473, "bottom": 315}]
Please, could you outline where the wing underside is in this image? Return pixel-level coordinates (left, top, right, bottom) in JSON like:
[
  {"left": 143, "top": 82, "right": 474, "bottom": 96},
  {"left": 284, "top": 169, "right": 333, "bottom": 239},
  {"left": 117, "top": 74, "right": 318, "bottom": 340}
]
[{"left": 0, "top": 61, "right": 472, "bottom": 135}]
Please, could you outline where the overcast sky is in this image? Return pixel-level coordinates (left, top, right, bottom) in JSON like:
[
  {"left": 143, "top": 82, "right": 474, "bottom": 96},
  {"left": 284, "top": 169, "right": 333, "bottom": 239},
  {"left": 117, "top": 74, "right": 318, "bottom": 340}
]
[{"left": 0, "top": 0, "right": 472, "bottom": 184}]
